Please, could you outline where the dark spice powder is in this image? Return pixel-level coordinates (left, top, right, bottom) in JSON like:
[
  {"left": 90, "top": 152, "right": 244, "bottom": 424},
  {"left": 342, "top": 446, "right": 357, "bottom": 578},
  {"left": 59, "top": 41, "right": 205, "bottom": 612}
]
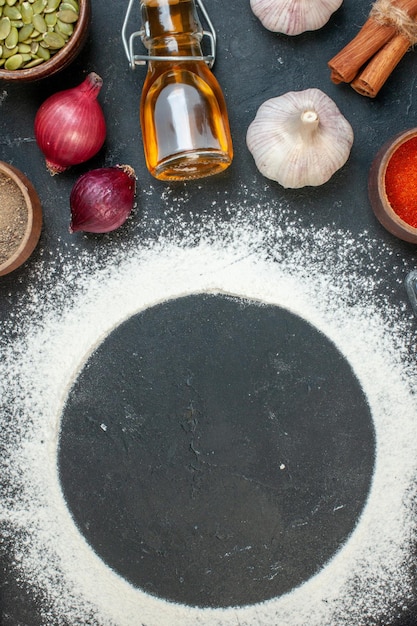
[
  {"left": 385, "top": 136, "right": 417, "bottom": 229},
  {"left": 0, "top": 172, "right": 28, "bottom": 265}
]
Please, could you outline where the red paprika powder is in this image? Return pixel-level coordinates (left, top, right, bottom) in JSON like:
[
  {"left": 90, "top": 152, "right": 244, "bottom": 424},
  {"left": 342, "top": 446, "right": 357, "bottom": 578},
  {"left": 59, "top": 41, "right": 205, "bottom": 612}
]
[{"left": 385, "top": 136, "right": 417, "bottom": 228}]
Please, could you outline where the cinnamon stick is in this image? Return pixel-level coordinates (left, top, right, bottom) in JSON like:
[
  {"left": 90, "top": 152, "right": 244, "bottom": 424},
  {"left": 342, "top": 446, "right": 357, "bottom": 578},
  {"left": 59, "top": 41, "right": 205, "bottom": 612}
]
[
  {"left": 350, "top": 32, "right": 410, "bottom": 97},
  {"left": 328, "top": 0, "right": 417, "bottom": 84},
  {"left": 329, "top": 18, "right": 398, "bottom": 83}
]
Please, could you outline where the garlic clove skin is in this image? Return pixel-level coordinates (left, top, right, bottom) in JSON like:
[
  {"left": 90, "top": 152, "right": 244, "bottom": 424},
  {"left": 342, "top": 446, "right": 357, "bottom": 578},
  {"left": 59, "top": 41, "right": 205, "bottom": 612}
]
[
  {"left": 250, "top": 0, "right": 343, "bottom": 36},
  {"left": 246, "top": 88, "right": 354, "bottom": 189}
]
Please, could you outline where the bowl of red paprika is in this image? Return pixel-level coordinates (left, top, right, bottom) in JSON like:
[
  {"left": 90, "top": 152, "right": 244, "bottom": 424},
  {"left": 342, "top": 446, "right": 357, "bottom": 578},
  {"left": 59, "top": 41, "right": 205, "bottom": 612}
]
[{"left": 369, "top": 128, "right": 417, "bottom": 244}]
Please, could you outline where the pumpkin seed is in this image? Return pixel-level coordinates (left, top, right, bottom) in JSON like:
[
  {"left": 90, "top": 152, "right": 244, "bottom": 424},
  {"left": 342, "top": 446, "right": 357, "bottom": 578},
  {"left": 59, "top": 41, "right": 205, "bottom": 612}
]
[
  {"left": 6, "top": 0, "right": 17, "bottom": 6},
  {"left": 5, "top": 24, "right": 18, "bottom": 47},
  {"left": 55, "top": 17, "right": 71, "bottom": 36},
  {"left": 0, "top": 0, "right": 5, "bottom": 6},
  {"left": 42, "top": 29, "right": 64, "bottom": 48},
  {"left": 3, "top": 4, "right": 20, "bottom": 19},
  {"left": 32, "top": 12, "right": 46, "bottom": 31},
  {"left": 2, "top": 43, "right": 17, "bottom": 56},
  {"left": 44, "top": 0, "right": 60, "bottom": 11},
  {"left": 0, "top": 16, "right": 11, "bottom": 38},
  {"left": 4, "top": 51, "right": 22, "bottom": 68},
  {"left": 44, "top": 10, "right": 55, "bottom": 25},
  {"left": 20, "top": 1, "right": 32, "bottom": 22},
  {"left": 56, "top": 7, "right": 77, "bottom": 23},
  {"left": 22, "top": 55, "right": 42, "bottom": 66},
  {"left": 60, "top": 1, "right": 76, "bottom": 11},
  {"left": 17, "top": 21, "right": 32, "bottom": 39},
  {"left": 32, "top": 0, "right": 46, "bottom": 13},
  {"left": 35, "top": 40, "right": 48, "bottom": 57}
]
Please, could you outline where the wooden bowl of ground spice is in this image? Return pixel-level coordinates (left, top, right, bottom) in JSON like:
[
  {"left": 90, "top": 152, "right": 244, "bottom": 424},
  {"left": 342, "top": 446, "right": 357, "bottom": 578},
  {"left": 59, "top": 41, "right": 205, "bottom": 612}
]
[
  {"left": 369, "top": 128, "right": 417, "bottom": 244},
  {"left": 0, "top": 161, "right": 42, "bottom": 276}
]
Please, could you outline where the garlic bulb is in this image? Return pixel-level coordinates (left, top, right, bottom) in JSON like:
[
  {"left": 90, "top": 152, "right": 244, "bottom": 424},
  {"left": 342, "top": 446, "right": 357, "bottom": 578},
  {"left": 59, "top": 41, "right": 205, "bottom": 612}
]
[
  {"left": 246, "top": 88, "right": 353, "bottom": 189},
  {"left": 250, "top": 0, "right": 343, "bottom": 36}
]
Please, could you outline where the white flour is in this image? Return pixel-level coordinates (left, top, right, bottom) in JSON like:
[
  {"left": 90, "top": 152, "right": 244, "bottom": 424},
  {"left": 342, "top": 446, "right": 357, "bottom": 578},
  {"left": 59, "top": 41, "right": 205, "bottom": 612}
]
[{"left": 0, "top": 196, "right": 417, "bottom": 625}]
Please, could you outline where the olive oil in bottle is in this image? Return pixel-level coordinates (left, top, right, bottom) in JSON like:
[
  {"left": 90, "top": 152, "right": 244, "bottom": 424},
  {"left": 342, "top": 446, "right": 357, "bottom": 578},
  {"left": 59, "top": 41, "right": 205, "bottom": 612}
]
[{"left": 139, "top": 0, "right": 233, "bottom": 181}]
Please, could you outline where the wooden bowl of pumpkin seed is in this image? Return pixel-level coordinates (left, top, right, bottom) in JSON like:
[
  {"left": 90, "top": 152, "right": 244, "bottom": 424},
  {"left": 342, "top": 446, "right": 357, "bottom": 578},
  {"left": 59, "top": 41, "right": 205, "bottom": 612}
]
[{"left": 0, "top": 0, "right": 90, "bottom": 81}]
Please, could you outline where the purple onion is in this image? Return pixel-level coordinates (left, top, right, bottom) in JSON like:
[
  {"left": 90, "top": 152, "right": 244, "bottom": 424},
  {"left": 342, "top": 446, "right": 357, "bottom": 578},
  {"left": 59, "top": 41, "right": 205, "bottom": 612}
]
[
  {"left": 69, "top": 165, "right": 136, "bottom": 234},
  {"left": 35, "top": 72, "right": 107, "bottom": 175}
]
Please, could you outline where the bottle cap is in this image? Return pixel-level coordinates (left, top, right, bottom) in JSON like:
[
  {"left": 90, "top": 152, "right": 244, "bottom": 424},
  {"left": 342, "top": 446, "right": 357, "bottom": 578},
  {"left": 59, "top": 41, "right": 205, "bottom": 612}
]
[{"left": 121, "top": 0, "right": 216, "bottom": 69}]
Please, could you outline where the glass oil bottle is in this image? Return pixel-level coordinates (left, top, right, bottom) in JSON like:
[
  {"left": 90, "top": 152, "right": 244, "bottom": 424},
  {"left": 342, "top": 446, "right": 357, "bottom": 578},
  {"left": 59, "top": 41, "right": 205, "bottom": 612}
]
[{"left": 122, "top": 0, "right": 233, "bottom": 181}]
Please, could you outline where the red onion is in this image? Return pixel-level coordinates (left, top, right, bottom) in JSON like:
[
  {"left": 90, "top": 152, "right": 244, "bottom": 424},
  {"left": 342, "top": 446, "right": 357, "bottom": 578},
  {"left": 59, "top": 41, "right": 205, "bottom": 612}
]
[
  {"left": 34, "top": 72, "right": 106, "bottom": 175},
  {"left": 69, "top": 165, "right": 136, "bottom": 234}
]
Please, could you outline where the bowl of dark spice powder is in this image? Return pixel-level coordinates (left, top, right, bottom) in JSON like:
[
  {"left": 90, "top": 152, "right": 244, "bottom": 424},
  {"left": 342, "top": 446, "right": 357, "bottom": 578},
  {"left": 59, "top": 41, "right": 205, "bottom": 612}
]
[{"left": 0, "top": 161, "right": 42, "bottom": 276}]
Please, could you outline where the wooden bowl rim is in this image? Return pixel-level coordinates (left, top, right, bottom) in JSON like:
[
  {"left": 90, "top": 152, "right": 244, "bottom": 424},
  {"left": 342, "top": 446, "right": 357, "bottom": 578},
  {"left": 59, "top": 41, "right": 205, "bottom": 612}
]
[
  {"left": 0, "top": 0, "right": 90, "bottom": 82},
  {"left": 0, "top": 161, "right": 42, "bottom": 276}
]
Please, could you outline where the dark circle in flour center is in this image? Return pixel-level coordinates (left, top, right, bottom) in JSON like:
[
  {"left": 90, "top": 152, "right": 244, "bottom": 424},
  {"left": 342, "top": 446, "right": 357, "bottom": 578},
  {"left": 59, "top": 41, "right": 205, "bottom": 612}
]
[{"left": 58, "top": 293, "right": 375, "bottom": 608}]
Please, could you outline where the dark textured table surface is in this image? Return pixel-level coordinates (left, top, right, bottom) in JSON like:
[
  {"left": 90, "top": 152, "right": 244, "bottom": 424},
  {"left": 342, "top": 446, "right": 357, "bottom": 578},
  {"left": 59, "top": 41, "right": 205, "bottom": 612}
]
[{"left": 1, "top": 1, "right": 417, "bottom": 624}]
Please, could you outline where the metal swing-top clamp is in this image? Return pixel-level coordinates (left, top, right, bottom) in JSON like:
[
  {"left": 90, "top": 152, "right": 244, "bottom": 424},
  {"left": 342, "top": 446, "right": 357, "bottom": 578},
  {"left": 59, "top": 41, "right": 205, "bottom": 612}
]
[{"left": 122, "top": 0, "right": 217, "bottom": 69}]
